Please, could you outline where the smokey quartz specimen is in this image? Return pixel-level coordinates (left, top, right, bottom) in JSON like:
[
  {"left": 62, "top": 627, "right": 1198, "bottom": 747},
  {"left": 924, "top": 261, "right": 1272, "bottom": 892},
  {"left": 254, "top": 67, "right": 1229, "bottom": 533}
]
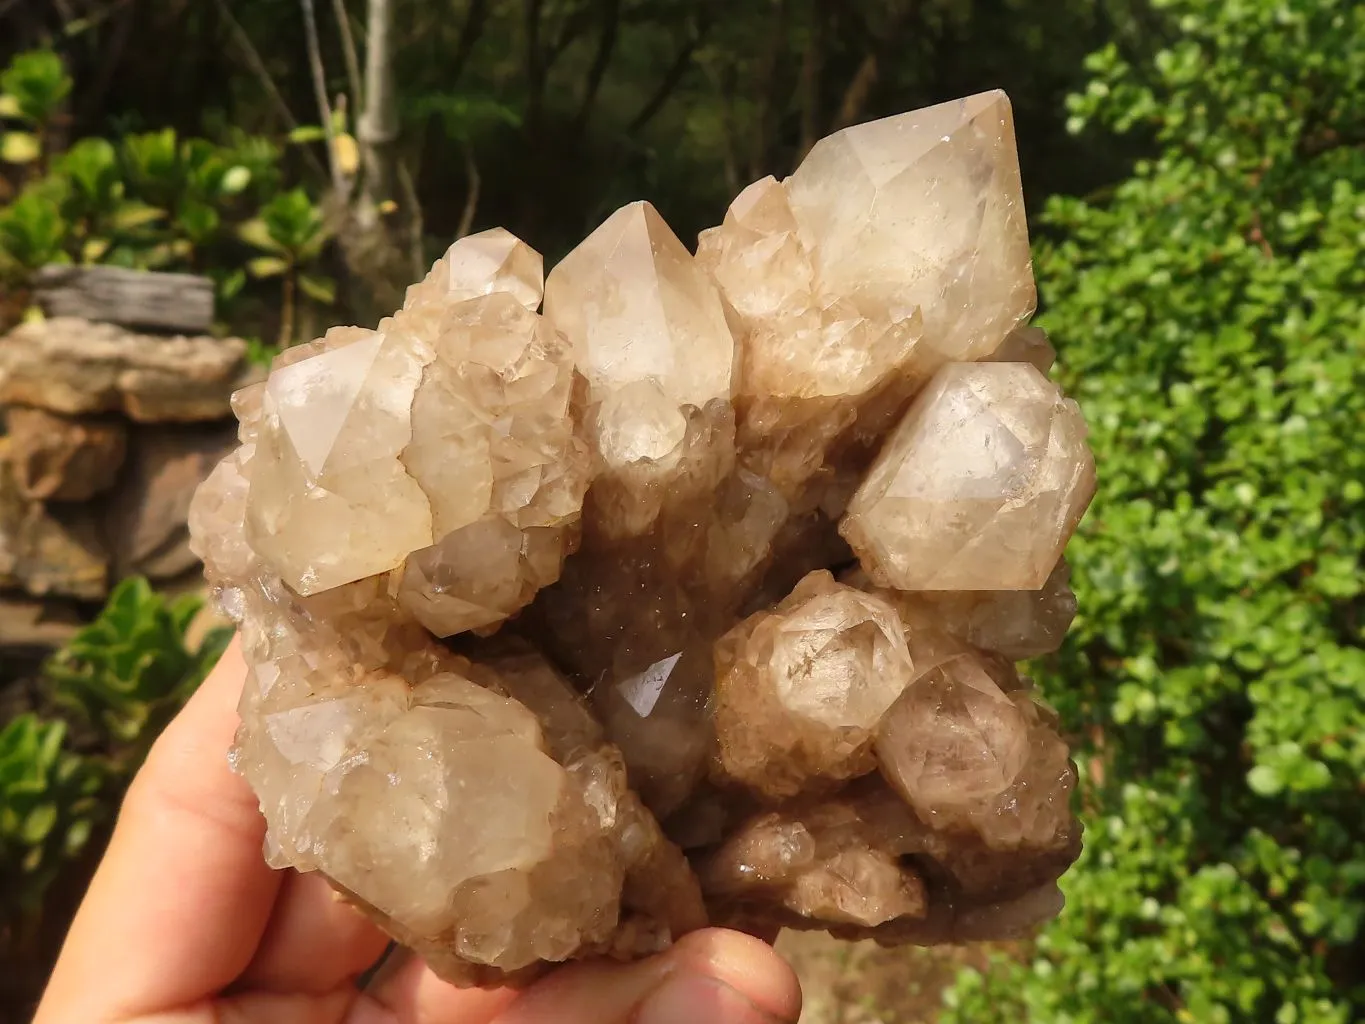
[{"left": 189, "top": 91, "right": 1096, "bottom": 984}]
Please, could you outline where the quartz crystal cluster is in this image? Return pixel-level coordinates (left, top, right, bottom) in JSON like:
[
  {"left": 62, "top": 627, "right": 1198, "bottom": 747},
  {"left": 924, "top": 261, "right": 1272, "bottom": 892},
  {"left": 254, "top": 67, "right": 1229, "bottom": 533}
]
[{"left": 189, "top": 90, "right": 1096, "bottom": 983}]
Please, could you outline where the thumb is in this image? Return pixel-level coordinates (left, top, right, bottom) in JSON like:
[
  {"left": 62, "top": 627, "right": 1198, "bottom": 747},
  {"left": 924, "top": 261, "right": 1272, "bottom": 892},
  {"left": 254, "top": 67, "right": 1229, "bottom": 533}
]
[{"left": 370, "top": 929, "right": 802, "bottom": 1024}]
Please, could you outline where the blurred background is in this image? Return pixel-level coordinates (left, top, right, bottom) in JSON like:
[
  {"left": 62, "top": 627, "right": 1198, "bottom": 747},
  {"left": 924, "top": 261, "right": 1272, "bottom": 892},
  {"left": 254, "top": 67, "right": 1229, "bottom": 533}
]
[{"left": 0, "top": 1, "right": 1362, "bottom": 1021}]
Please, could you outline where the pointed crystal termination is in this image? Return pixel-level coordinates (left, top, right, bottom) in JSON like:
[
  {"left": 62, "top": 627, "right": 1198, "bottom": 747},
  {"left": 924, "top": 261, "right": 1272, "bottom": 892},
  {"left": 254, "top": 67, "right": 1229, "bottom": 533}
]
[
  {"left": 245, "top": 325, "right": 434, "bottom": 593},
  {"left": 241, "top": 227, "right": 587, "bottom": 602},
  {"left": 874, "top": 654, "right": 1078, "bottom": 855},
  {"left": 544, "top": 200, "right": 737, "bottom": 540},
  {"left": 697, "top": 176, "right": 922, "bottom": 498},
  {"left": 840, "top": 361, "right": 1096, "bottom": 591},
  {"left": 392, "top": 261, "right": 589, "bottom": 636},
  {"left": 711, "top": 572, "right": 916, "bottom": 801},
  {"left": 189, "top": 91, "right": 1096, "bottom": 983},
  {"left": 546, "top": 200, "right": 734, "bottom": 413},
  {"left": 784, "top": 90, "right": 1036, "bottom": 374},
  {"left": 537, "top": 201, "right": 742, "bottom": 817},
  {"left": 403, "top": 226, "right": 544, "bottom": 312}
]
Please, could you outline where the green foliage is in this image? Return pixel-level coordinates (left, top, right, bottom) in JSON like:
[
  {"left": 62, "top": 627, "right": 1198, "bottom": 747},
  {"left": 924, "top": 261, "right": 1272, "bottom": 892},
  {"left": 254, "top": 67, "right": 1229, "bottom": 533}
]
[
  {"left": 0, "top": 49, "right": 71, "bottom": 124},
  {"left": 0, "top": 716, "right": 103, "bottom": 920},
  {"left": 239, "top": 187, "right": 336, "bottom": 344},
  {"left": 47, "top": 577, "right": 232, "bottom": 751},
  {"left": 944, "top": 1, "right": 1365, "bottom": 1021},
  {"left": 0, "top": 48, "right": 71, "bottom": 166},
  {"left": 0, "top": 577, "right": 230, "bottom": 957},
  {"left": 0, "top": 47, "right": 323, "bottom": 324},
  {"left": 241, "top": 188, "right": 335, "bottom": 301}
]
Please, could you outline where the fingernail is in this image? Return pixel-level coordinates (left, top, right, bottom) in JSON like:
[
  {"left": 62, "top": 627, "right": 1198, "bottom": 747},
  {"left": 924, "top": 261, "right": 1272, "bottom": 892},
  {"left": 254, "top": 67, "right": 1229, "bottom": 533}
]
[{"left": 635, "top": 973, "right": 789, "bottom": 1024}]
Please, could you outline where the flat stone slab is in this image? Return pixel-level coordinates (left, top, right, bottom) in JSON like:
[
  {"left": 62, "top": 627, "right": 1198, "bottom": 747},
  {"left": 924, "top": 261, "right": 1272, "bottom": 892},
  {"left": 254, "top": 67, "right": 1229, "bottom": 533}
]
[
  {"left": 33, "top": 264, "right": 215, "bottom": 334},
  {"left": 0, "top": 317, "right": 256, "bottom": 423}
]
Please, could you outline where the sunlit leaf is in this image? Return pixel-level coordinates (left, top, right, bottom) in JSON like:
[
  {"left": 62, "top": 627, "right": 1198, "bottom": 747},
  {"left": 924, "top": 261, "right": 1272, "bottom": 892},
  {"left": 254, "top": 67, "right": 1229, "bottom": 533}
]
[
  {"left": 247, "top": 255, "right": 290, "bottom": 278},
  {"left": 1, "top": 130, "right": 41, "bottom": 163},
  {"left": 220, "top": 164, "right": 252, "bottom": 195},
  {"left": 332, "top": 131, "right": 360, "bottom": 177},
  {"left": 237, "top": 217, "right": 286, "bottom": 254},
  {"left": 298, "top": 272, "right": 336, "bottom": 304}
]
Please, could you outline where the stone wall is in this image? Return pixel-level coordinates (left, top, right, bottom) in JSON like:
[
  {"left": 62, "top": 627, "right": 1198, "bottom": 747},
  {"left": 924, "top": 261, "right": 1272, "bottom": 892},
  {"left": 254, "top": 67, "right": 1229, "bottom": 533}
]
[{"left": 0, "top": 313, "right": 254, "bottom": 662}]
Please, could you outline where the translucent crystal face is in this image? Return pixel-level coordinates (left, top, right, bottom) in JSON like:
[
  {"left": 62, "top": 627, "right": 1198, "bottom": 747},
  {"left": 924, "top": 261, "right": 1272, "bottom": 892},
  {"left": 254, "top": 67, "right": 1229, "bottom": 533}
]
[
  {"left": 189, "top": 91, "right": 1094, "bottom": 981},
  {"left": 767, "top": 587, "right": 914, "bottom": 730},
  {"left": 840, "top": 362, "right": 1096, "bottom": 590},
  {"left": 543, "top": 201, "right": 735, "bottom": 411},
  {"left": 785, "top": 91, "right": 1035, "bottom": 367}
]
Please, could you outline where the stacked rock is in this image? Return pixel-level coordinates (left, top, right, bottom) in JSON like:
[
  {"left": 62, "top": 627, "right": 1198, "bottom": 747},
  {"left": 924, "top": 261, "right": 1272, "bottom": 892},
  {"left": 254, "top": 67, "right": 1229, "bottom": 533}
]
[{"left": 0, "top": 289, "right": 252, "bottom": 657}]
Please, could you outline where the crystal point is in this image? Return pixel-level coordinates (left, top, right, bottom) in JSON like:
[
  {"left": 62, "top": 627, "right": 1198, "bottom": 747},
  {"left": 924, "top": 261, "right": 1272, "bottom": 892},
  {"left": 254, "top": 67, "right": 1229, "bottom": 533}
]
[{"left": 840, "top": 362, "right": 1095, "bottom": 590}]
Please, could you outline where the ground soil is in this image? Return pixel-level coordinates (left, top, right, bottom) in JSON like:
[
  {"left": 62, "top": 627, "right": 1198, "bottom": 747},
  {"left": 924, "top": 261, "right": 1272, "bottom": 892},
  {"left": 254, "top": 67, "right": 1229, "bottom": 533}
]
[{"left": 777, "top": 931, "right": 998, "bottom": 1024}]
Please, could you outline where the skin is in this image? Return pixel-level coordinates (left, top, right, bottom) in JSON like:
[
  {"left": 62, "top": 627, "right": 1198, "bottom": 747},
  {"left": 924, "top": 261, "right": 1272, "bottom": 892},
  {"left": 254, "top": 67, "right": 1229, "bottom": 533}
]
[{"left": 34, "top": 641, "right": 802, "bottom": 1024}]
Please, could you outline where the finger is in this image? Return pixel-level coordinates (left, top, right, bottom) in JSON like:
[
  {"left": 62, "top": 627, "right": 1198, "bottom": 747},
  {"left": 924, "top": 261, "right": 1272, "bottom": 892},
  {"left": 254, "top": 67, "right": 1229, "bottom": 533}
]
[
  {"left": 131, "top": 989, "right": 394, "bottom": 1024},
  {"left": 366, "top": 953, "right": 519, "bottom": 1024},
  {"left": 370, "top": 929, "right": 800, "bottom": 1024},
  {"left": 240, "top": 871, "right": 393, "bottom": 993},
  {"left": 36, "top": 639, "right": 284, "bottom": 1024},
  {"left": 494, "top": 929, "right": 800, "bottom": 1024}
]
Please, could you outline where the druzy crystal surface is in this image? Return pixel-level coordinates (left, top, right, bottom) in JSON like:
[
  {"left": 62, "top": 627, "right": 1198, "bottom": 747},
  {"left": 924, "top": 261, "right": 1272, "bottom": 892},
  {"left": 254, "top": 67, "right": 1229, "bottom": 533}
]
[{"left": 189, "top": 91, "right": 1097, "bottom": 983}]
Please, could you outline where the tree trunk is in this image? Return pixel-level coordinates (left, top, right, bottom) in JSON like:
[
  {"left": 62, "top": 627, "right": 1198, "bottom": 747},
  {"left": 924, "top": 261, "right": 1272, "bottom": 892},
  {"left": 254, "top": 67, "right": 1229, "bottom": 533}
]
[{"left": 358, "top": 0, "right": 400, "bottom": 212}]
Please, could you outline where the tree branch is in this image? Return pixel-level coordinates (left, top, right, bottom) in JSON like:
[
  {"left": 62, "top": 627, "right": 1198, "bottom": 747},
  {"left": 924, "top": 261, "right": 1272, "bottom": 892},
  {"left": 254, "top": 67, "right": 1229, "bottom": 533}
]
[
  {"left": 549, "top": 4, "right": 595, "bottom": 65},
  {"left": 798, "top": 0, "right": 830, "bottom": 158},
  {"left": 626, "top": 11, "right": 712, "bottom": 136},
  {"left": 210, "top": 0, "right": 327, "bottom": 179},
  {"left": 450, "top": 0, "right": 492, "bottom": 82},
  {"left": 572, "top": 0, "right": 621, "bottom": 140},
  {"left": 397, "top": 158, "right": 425, "bottom": 282},
  {"left": 330, "top": 0, "right": 364, "bottom": 110},
  {"left": 299, "top": 0, "right": 345, "bottom": 192},
  {"left": 749, "top": 0, "right": 790, "bottom": 178},
  {"left": 359, "top": 0, "right": 399, "bottom": 206},
  {"left": 524, "top": 0, "right": 546, "bottom": 129},
  {"left": 456, "top": 142, "right": 481, "bottom": 238},
  {"left": 834, "top": 53, "right": 878, "bottom": 129},
  {"left": 833, "top": 0, "right": 918, "bottom": 131}
]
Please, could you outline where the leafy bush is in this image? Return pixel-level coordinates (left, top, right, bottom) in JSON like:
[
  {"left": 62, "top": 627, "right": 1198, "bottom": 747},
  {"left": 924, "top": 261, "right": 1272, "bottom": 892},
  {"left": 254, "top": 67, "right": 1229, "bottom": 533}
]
[
  {"left": 0, "top": 47, "right": 333, "bottom": 333},
  {"left": 944, "top": 1, "right": 1365, "bottom": 1021},
  {"left": 47, "top": 577, "right": 232, "bottom": 756},
  {"left": 0, "top": 578, "right": 230, "bottom": 964},
  {"left": 0, "top": 48, "right": 71, "bottom": 166},
  {"left": 0, "top": 716, "right": 103, "bottom": 925}
]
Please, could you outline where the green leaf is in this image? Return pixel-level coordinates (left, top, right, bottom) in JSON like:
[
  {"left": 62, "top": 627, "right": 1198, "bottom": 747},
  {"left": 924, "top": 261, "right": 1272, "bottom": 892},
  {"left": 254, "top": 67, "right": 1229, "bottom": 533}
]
[
  {"left": 218, "top": 267, "right": 247, "bottom": 300},
  {"left": 247, "top": 255, "right": 290, "bottom": 278},
  {"left": 219, "top": 164, "right": 252, "bottom": 195},
  {"left": 81, "top": 237, "right": 110, "bottom": 263},
  {"left": 110, "top": 202, "right": 167, "bottom": 231},
  {"left": 0, "top": 49, "right": 72, "bottom": 124},
  {"left": 1247, "top": 764, "right": 1284, "bottom": 796},
  {"left": 20, "top": 803, "right": 58, "bottom": 844},
  {"left": 175, "top": 199, "right": 220, "bottom": 244},
  {"left": 287, "top": 125, "right": 328, "bottom": 143},
  {"left": 237, "top": 217, "right": 286, "bottom": 254},
  {"left": 1, "top": 130, "right": 41, "bottom": 164},
  {"left": 297, "top": 272, "right": 336, "bottom": 304}
]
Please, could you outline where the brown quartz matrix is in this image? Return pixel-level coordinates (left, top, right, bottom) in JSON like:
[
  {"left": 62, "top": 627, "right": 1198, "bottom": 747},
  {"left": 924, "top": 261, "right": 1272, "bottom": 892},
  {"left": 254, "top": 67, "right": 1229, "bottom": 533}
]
[{"left": 188, "top": 90, "right": 1096, "bottom": 984}]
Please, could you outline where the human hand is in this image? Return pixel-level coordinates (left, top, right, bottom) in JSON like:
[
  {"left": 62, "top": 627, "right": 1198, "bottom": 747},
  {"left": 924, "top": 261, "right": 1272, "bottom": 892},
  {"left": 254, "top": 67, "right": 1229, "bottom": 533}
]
[{"left": 34, "top": 640, "right": 802, "bottom": 1024}]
